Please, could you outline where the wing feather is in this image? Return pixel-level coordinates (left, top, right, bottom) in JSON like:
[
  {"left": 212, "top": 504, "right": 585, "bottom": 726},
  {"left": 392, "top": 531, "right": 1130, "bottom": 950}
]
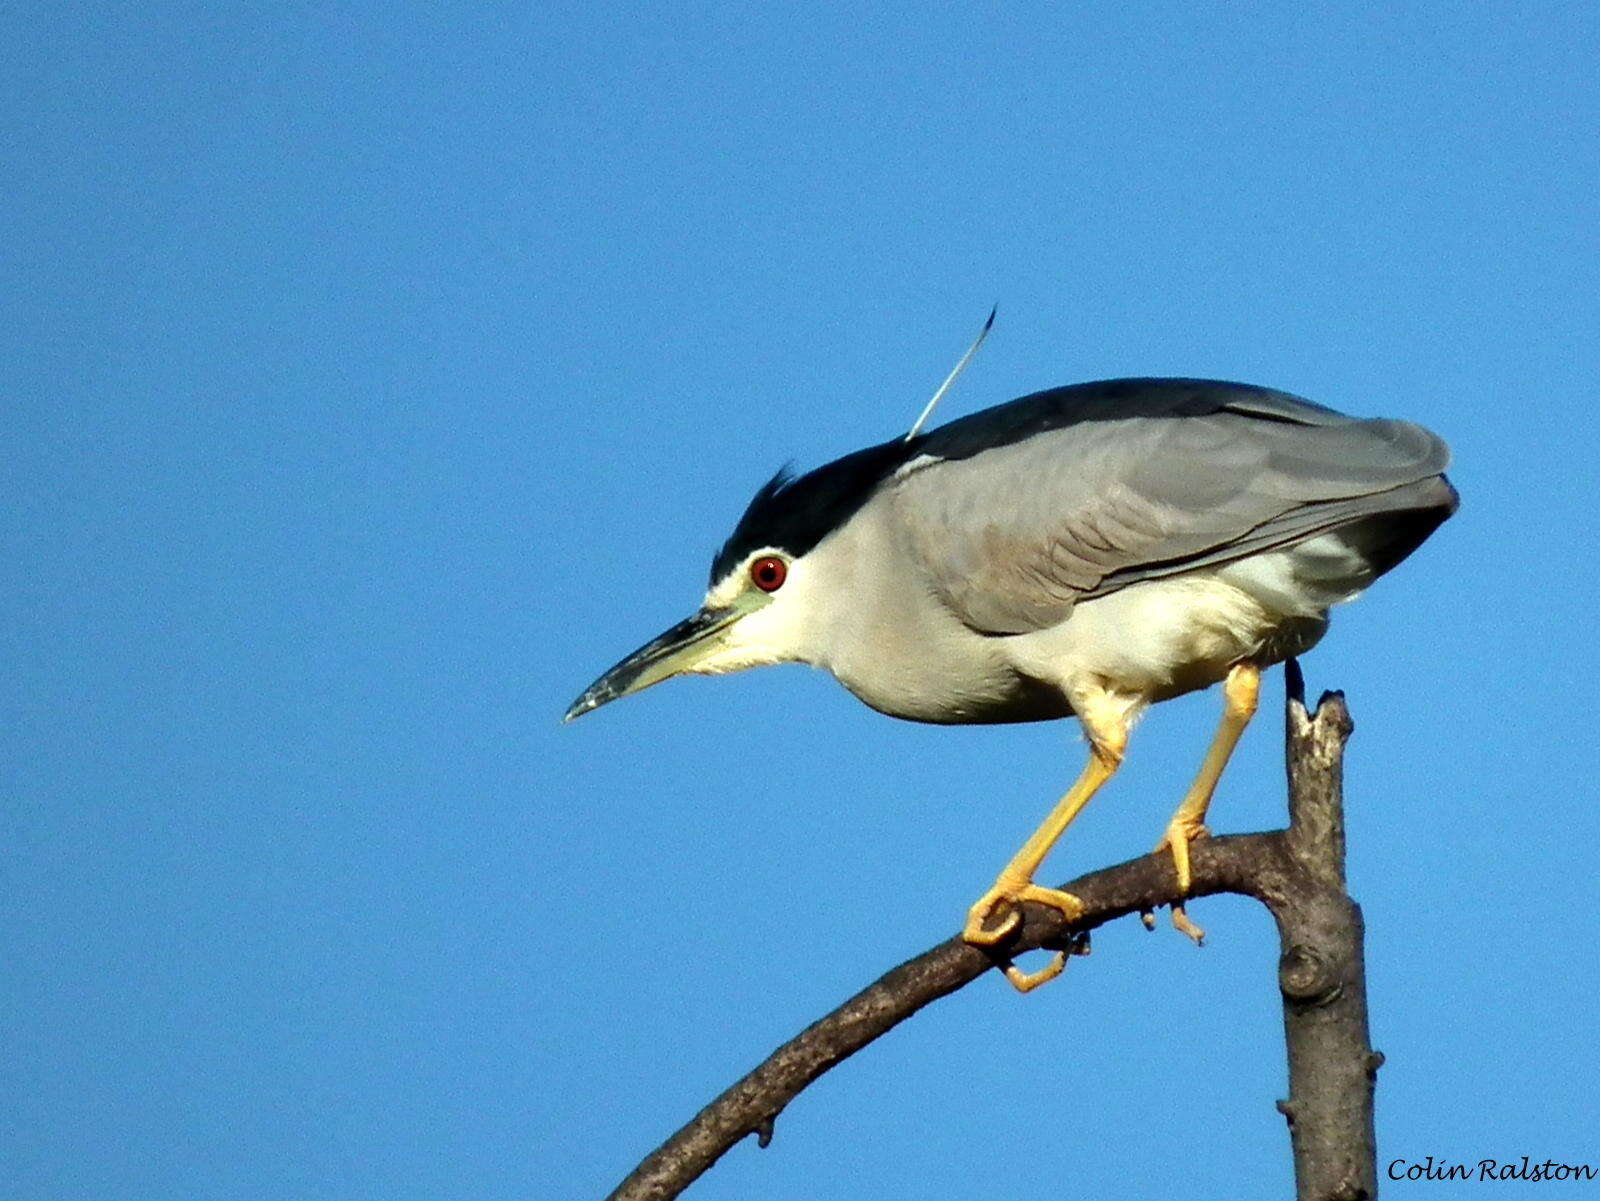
[{"left": 892, "top": 409, "right": 1451, "bottom": 634}]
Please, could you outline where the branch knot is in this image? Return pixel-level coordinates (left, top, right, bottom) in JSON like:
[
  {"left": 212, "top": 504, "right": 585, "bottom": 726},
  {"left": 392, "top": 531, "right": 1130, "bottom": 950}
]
[{"left": 1278, "top": 942, "right": 1344, "bottom": 1005}]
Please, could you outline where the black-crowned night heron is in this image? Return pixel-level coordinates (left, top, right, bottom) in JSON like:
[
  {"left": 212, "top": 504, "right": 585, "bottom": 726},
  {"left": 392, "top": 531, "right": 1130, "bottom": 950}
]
[{"left": 566, "top": 360, "right": 1456, "bottom": 992}]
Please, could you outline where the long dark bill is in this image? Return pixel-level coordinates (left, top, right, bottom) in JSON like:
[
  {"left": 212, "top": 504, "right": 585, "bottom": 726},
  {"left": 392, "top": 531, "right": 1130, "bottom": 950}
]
[{"left": 562, "top": 603, "right": 746, "bottom": 723}]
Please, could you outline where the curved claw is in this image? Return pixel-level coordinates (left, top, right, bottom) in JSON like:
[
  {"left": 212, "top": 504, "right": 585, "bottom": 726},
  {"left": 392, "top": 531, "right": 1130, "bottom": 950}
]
[{"left": 1171, "top": 905, "right": 1206, "bottom": 945}]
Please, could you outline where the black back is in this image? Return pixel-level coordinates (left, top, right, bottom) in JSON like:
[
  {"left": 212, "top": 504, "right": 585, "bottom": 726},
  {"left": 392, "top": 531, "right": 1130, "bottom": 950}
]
[{"left": 708, "top": 378, "right": 1339, "bottom": 584}]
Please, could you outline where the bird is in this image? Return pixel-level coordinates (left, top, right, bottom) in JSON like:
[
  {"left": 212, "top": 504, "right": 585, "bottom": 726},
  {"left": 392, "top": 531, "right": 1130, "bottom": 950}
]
[{"left": 564, "top": 343, "right": 1456, "bottom": 993}]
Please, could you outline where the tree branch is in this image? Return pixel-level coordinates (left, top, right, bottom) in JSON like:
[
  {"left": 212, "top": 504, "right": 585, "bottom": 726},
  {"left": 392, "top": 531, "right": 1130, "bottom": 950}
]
[
  {"left": 606, "top": 669, "right": 1379, "bottom": 1201},
  {"left": 1274, "top": 662, "right": 1381, "bottom": 1201}
]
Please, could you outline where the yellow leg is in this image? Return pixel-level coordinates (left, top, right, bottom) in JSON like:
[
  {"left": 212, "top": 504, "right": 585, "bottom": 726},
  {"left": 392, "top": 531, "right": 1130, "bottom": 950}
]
[
  {"left": 1153, "top": 661, "right": 1261, "bottom": 944},
  {"left": 964, "top": 710, "right": 1128, "bottom": 993}
]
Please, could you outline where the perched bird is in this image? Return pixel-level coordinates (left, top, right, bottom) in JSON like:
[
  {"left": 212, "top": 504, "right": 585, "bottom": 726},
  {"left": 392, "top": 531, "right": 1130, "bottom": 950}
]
[{"left": 565, "top": 347, "right": 1456, "bottom": 992}]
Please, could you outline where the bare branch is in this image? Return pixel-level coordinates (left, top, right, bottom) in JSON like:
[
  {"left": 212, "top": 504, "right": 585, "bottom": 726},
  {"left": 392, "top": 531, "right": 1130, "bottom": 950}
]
[
  {"left": 1275, "top": 668, "right": 1381, "bottom": 1201},
  {"left": 606, "top": 672, "right": 1380, "bottom": 1201}
]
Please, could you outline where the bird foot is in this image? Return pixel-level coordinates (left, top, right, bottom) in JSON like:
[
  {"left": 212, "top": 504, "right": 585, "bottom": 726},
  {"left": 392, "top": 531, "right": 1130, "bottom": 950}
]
[
  {"left": 1152, "top": 819, "right": 1210, "bottom": 879},
  {"left": 963, "top": 877, "right": 1084, "bottom": 947},
  {"left": 1153, "top": 820, "right": 1209, "bottom": 944},
  {"left": 965, "top": 877, "right": 1087, "bottom": 989}
]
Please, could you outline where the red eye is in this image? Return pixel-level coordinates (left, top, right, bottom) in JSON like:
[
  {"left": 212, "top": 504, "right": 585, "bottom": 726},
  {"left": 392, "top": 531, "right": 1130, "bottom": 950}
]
[{"left": 750, "top": 555, "right": 787, "bottom": 592}]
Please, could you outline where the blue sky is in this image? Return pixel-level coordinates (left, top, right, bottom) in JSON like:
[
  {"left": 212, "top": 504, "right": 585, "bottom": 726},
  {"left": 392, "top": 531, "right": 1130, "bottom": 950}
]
[{"left": 4, "top": 4, "right": 1597, "bottom": 1198}]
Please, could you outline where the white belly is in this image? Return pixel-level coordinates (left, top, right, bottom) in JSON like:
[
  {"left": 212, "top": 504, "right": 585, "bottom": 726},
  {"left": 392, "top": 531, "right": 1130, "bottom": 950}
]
[{"left": 1001, "top": 532, "right": 1372, "bottom": 706}]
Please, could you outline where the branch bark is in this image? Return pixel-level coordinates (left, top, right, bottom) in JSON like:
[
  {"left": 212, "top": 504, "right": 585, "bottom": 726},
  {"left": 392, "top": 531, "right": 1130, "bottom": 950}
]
[
  {"left": 1274, "top": 660, "right": 1381, "bottom": 1200},
  {"left": 606, "top": 666, "right": 1380, "bottom": 1201}
]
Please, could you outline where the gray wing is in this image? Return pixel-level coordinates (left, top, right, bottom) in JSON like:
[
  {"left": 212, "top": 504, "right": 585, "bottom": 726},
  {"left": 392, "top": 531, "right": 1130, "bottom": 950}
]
[{"left": 890, "top": 406, "right": 1452, "bottom": 634}]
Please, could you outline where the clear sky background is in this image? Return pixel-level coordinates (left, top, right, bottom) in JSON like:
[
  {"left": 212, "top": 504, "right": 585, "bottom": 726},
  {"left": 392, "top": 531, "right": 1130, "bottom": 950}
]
[{"left": 5, "top": 4, "right": 1598, "bottom": 1199}]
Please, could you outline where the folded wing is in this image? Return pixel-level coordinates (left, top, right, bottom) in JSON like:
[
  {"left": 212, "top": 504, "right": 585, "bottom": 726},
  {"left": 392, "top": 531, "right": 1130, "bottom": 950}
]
[{"left": 891, "top": 384, "right": 1452, "bottom": 634}]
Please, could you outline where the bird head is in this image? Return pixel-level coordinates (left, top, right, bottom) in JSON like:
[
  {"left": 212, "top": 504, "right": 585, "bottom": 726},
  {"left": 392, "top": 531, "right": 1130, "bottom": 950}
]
[
  {"left": 562, "top": 438, "right": 914, "bottom": 723},
  {"left": 564, "top": 313, "right": 1004, "bottom": 724},
  {"left": 562, "top": 544, "right": 824, "bottom": 723}
]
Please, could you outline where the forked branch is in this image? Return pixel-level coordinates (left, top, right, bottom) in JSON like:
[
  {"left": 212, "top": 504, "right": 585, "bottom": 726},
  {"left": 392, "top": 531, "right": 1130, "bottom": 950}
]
[{"left": 606, "top": 664, "right": 1379, "bottom": 1201}]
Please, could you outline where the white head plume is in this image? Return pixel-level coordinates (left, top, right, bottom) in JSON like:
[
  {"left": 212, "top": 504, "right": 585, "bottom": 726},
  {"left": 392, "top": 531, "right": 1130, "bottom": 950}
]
[{"left": 905, "top": 306, "right": 996, "bottom": 441}]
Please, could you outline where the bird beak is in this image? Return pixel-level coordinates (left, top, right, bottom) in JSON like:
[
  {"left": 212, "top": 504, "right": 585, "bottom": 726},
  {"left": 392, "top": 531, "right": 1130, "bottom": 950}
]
[{"left": 563, "top": 594, "right": 763, "bottom": 723}]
